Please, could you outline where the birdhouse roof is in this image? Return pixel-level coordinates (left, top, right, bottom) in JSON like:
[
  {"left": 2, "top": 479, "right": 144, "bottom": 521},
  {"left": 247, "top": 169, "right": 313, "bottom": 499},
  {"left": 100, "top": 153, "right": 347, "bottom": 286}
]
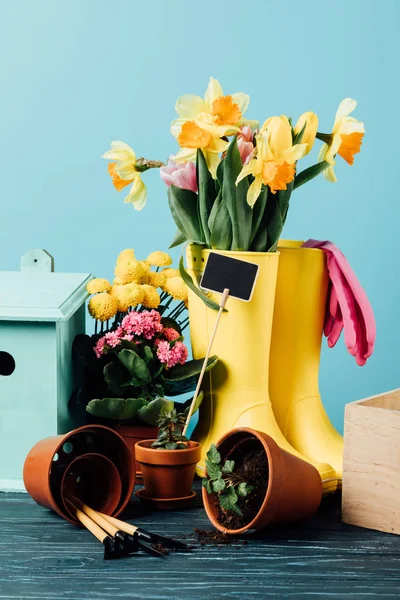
[{"left": 0, "top": 272, "right": 92, "bottom": 322}]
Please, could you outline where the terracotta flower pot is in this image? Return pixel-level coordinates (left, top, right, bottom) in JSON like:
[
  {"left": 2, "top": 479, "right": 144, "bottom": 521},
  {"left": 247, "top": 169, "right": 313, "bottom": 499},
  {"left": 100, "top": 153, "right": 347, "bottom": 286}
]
[
  {"left": 202, "top": 428, "right": 323, "bottom": 535},
  {"left": 23, "top": 424, "right": 135, "bottom": 524},
  {"left": 113, "top": 424, "right": 158, "bottom": 482},
  {"left": 135, "top": 440, "right": 201, "bottom": 499},
  {"left": 61, "top": 453, "right": 122, "bottom": 521}
]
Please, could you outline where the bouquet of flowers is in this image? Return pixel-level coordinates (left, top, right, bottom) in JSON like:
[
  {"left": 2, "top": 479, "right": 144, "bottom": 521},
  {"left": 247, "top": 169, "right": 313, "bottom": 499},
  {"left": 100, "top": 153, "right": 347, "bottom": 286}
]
[
  {"left": 71, "top": 248, "right": 217, "bottom": 425},
  {"left": 102, "top": 77, "right": 364, "bottom": 256}
]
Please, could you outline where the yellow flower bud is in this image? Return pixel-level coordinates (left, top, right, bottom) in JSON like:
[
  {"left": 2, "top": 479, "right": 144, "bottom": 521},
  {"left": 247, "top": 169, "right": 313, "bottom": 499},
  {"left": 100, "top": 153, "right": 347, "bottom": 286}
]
[
  {"left": 86, "top": 278, "right": 111, "bottom": 294},
  {"left": 88, "top": 293, "right": 118, "bottom": 322},
  {"left": 294, "top": 111, "right": 318, "bottom": 155}
]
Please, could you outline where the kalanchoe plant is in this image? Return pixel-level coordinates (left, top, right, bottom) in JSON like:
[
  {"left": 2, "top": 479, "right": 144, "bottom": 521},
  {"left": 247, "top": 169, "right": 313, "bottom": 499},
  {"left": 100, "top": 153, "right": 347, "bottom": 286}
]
[
  {"left": 151, "top": 408, "right": 190, "bottom": 450},
  {"left": 202, "top": 444, "right": 254, "bottom": 516}
]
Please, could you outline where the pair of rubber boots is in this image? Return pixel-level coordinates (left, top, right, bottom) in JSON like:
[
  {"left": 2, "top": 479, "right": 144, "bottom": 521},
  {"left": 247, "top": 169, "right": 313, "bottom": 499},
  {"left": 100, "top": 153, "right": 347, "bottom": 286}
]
[{"left": 187, "top": 241, "right": 343, "bottom": 496}]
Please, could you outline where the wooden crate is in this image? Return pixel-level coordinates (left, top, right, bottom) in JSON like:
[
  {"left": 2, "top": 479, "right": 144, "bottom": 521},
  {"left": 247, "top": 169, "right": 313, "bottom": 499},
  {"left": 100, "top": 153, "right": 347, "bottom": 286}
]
[{"left": 342, "top": 388, "right": 400, "bottom": 534}]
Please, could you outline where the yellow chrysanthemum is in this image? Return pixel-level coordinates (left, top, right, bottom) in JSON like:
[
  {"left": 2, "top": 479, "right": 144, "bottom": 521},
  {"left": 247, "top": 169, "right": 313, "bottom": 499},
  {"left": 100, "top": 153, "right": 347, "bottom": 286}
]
[
  {"left": 114, "top": 258, "right": 147, "bottom": 284},
  {"left": 86, "top": 278, "right": 111, "bottom": 294},
  {"left": 145, "top": 270, "right": 167, "bottom": 288},
  {"left": 88, "top": 293, "right": 118, "bottom": 322},
  {"left": 140, "top": 285, "right": 161, "bottom": 309},
  {"left": 164, "top": 276, "right": 188, "bottom": 302},
  {"left": 146, "top": 251, "right": 173, "bottom": 267},
  {"left": 111, "top": 283, "right": 145, "bottom": 312},
  {"left": 116, "top": 249, "right": 135, "bottom": 264},
  {"left": 161, "top": 268, "right": 180, "bottom": 279}
]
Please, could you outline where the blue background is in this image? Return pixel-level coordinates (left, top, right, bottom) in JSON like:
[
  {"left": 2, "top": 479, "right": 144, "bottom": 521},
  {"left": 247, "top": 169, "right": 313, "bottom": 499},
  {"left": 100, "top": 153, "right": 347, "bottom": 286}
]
[{"left": 0, "top": 0, "right": 398, "bottom": 434}]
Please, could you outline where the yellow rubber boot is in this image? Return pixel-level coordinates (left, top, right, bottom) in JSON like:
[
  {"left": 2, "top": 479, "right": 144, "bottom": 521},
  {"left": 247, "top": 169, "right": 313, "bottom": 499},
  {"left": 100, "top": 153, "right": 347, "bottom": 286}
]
[
  {"left": 269, "top": 241, "right": 344, "bottom": 483},
  {"left": 186, "top": 245, "right": 337, "bottom": 495}
]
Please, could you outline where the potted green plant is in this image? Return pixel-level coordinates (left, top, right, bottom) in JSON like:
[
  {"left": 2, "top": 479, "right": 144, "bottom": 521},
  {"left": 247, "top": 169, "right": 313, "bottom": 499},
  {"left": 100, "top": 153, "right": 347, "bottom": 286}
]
[
  {"left": 202, "top": 428, "right": 323, "bottom": 535},
  {"left": 70, "top": 247, "right": 217, "bottom": 480},
  {"left": 135, "top": 407, "right": 201, "bottom": 507}
]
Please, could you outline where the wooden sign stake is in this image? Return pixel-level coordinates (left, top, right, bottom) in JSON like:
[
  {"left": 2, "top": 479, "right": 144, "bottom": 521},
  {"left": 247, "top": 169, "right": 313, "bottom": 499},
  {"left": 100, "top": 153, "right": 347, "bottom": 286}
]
[{"left": 182, "top": 288, "right": 230, "bottom": 437}]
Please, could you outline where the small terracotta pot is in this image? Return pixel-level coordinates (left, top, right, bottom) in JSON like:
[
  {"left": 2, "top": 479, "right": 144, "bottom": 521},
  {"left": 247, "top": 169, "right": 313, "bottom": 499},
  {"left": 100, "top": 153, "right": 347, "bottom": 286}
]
[
  {"left": 23, "top": 424, "right": 135, "bottom": 524},
  {"left": 202, "top": 428, "right": 322, "bottom": 535},
  {"left": 135, "top": 440, "right": 201, "bottom": 499},
  {"left": 61, "top": 453, "right": 122, "bottom": 522},
  {"left": 113, "top": 424, "right": 158, "bottom": 482}
]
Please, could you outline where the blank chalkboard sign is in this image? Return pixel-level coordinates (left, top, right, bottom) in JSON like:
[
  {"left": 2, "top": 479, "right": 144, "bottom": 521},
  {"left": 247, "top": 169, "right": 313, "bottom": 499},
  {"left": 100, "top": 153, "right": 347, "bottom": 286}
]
[{"left": 200, "top": 253, "right": 259, "bottom": 302}]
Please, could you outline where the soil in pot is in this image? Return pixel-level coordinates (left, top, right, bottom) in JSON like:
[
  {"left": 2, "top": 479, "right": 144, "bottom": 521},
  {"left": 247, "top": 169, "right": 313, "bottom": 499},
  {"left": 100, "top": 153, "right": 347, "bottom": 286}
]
[{"left": 215, "top": 436, "right": 269, "bottom": 531}]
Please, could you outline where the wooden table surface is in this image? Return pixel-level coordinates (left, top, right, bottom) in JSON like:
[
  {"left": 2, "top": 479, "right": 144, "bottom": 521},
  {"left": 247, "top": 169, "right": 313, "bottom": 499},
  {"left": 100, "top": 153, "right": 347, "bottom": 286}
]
[{"left": 1, "top": 482, "right": 400, "bottom": 599}]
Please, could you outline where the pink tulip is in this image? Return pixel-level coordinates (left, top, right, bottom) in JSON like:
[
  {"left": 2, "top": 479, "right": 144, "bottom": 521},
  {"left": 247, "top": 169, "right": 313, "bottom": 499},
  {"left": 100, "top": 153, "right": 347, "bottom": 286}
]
[
  {"left": 237, "top": 126, "right": 254, "bottom": 165},
  {"left": 160, "top": 157, "right": 198, "bottom": 193}
]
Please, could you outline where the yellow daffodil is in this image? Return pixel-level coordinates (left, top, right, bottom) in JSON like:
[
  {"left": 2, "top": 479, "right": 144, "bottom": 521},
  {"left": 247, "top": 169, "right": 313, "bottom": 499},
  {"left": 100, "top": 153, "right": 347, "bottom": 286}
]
[
  {"left": 172, "top": 120, "right": 229, "bottom": 178},
  {"left": 146, "top": 251, "right": 173, "bottom": 267},
  {"left": 102, "top": 141, "right": 147, "bottom": 210},
  {"left": 294, "top": 111, "right": 318, "bottom": 155},
  {"left": 88, "top": 293, "right": 118, "bottom": 322},
  {"left": 318, "top": 98, "right": 365, "bottom": 182},
  {"left": 236, "top": 116, "right": 307, "bottom": 206},
  {"left": 86, "top": 278, "right": 111, "bottom": 294},
  {"left": 171, "top": 77, "right": 258, "bottom": 140}
]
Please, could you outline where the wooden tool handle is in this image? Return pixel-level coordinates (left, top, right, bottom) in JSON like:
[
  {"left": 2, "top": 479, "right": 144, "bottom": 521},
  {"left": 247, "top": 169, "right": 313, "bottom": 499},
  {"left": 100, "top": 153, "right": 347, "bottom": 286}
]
[
  {"left": 66, "top": 499, "right": 108, "bottom": 543},
  {"left": 98, "top": 512, "right": 137, "bottom": 536},
  {"left": 69, "top": 497, "right": 119, "bottom": 537}
]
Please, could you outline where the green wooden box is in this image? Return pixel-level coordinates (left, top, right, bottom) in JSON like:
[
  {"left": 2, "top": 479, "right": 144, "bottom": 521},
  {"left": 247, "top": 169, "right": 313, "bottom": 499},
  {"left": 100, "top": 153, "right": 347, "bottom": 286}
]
[{"left": 0, "top": 249, "right": 91, "bottom": 491}]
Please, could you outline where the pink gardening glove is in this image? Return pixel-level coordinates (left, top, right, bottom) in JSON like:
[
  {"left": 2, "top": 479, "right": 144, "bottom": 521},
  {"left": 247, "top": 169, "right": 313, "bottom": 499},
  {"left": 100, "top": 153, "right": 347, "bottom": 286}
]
[{"left": 303, "top": 240, "right": 376, "bottom": 366}]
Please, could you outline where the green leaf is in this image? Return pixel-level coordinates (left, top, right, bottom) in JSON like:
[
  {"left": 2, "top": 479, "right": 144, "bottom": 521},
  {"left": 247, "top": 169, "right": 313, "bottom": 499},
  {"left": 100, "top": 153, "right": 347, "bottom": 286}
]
[
  {"left": 202, "top": 478, "right": 213, "bottom": 494},
  {"left": 179, "top": 390, "right": 204, "bottom": 416},
  {"left": 197, "top": 149, "right": 216, "bottom": 245},
  {"left": 207, "top": 189, "right": 221, "bottom": 233},
  {"left": 103, "top": 361, "right": 131, "bottom": 396},
  {"left": 143, "top": 346, "right": 154, "bottom": 364},
  {"left": 163, "top": 354, "right": 218, "bottom": 396},
  {"left": 221, "top": 459, "right": 235, "bottom": 474},
  {"left": 209, "top": 197, "right": 233, "bottom": 251},
  {"left": 250, "top": 186, "right": 268, "bottom": 247},
  {"left": 294, "top": 161, "right": 330, "bottom": 189},
  {"left": 168, "top": 186, "right": 204, "bottom": 244},
  {"left": 165, "top": 442, "right": 178, "bottom": 450},
  {"left": 237, "top": 482, "right": 254, "bottom": 497},
  {"left": 205, "top": 459, "right": 222, "bottom": 481},
  {"left": 137, "top": 396, "right": 174, "bottom": 426},
  {"left": 212, "top": 477, "right": 226, "bottom": 492},
  {"left": 219, "top": 486, "right": 242, "bottom": 515},
  {"left": 169, "top": 228, "right": 187, "bottom": 249},
  {"left": 206, "top": 443, "right": 221, "bottom": 465},
  {"left": 221, "top": 137, "right": 253, "bottom": 251},
  {"left": 118, "top": 349, "right": 151, "bottom": 384},
  {"left": 179, "top": 256, "right": 222, "bottom": 312},
  {"left": 292, "top": 120, "right": 307, "bottom": 145},
  {"left": 86, "top": 397, "right": 147, "bottom": 421}
]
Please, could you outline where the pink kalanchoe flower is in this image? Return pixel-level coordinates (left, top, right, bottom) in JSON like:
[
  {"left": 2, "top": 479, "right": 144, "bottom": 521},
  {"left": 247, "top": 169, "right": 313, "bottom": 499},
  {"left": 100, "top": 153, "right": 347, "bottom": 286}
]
[
  {"left": 156, "top": 339, "right": 189, "bottom": 369},
  {"left": 163, "top": 327, "right": 180, "bottom": 342},
  {"left": 160, "top": 157, "right": 198, "bottom": 193},
  {"left": 121, "top": 310, "right": 163, "bottom": 340},
  {"left": 104, "top": 330, "right": 123, "bottom": 348},
  {"left": 237, "top": 126, "right": 255, "bottom": 165},
  {"left": 94, "top": 337, "right": 106, "bottom": 358}
]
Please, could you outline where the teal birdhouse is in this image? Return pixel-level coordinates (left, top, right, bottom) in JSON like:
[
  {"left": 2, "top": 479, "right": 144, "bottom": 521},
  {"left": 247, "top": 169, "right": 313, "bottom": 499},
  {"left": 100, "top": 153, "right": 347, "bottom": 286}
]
[{"left": 0, "top": 249, "right": 91, "bottom": 491}]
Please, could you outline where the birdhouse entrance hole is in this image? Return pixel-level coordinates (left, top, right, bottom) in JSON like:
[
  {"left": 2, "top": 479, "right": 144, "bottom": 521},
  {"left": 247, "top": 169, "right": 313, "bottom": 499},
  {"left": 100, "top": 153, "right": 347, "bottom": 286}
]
[{"left": 0, "top": 352, "right": 16, "bottom": 376}]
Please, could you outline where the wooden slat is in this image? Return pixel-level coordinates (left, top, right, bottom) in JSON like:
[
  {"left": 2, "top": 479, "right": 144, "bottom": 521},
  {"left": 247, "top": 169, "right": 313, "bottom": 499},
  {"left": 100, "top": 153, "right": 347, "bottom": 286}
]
[{"left": 1, "top": 484, "right": 400, "bottom": 599}]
